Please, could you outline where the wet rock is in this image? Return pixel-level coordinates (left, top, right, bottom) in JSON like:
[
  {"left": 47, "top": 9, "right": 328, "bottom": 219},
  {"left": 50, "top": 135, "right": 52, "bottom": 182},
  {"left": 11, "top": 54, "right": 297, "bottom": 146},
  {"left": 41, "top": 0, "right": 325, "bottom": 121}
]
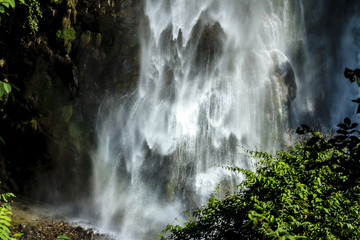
[
  {"left": 187, "top": 18, "right": 225, "bottom": 73},
  {"left": 0, "top": 0, "right": 144, "bottom": 202},
  {"left": 9, "top": 200, "right": 112, "bottom": 240},
  {"left": 271, "top": 51, "right": 297, "bottom": 107},
  {"left": 12, "top": 221, "right": 111, "bottom": 240}
]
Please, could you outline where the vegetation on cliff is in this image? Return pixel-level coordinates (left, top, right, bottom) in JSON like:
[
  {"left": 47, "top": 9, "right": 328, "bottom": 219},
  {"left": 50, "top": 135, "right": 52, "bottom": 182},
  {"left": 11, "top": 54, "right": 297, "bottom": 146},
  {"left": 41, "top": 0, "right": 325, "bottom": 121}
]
[
  {"left": 160, "top": 69, "right": 360, "bottom": 239},
  {"left": 0, "top": 0, "right": 141, "bottom": 200},
  {"left": 1, "top": 2, "right": 142, "bottom": 237}
]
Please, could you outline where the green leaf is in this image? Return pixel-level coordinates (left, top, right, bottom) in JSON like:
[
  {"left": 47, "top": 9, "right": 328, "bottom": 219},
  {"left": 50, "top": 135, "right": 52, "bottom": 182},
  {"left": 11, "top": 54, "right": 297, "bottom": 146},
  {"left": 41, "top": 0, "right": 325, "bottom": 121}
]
[
  {"left": 317, "top": 177, "right": 321, "bottom": 186},
  {"left": 0, "top": 220, "right": 10, "bottom": 227},
  {"left": 0, "top": 215, "right": 11, "bottom": 222},
  {"left": 357, "top": 76, "right": 360, "bottom": 87},
  {"left": 56, "top": 235, "right": 72, "bottom": 240},
  {"left": 0, "top": 84, "right": 5, "bottom": 99},
  {"left": 0, "top": 193, "right": 15, "bottom": 203},
  {"left": 8, "top": 83, "right": 19, "bottom": 91},
  {"left": 0, "top": 6, "right": 5, "bottom": 13},
  {"left": 0, "top": 224, "right": 10, "bottom": 234},
  {"left": 0, "top": 0, "right": 14, "bottom": 9},
  {"left": 3, "top": 82, "right": 11, "bottom": 94},
  {"left": 0, "top": 0, "right": 15, "bottom": 8},
  {"left": 0, "top": 230, "right": 10, "bottom": 240},
  {"left": 8, "top": 0, "right": 14, "bottom": 8},
  {"left": 1, "top": 2, "right": 9, "bottom": 9}
]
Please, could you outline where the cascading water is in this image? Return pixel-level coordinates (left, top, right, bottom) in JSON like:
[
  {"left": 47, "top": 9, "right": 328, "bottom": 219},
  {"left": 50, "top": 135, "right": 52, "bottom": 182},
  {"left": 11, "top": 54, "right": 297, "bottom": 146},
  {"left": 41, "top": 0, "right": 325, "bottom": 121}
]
[{"left": 87, "top": 1, "right": 359, "bottom": 239}]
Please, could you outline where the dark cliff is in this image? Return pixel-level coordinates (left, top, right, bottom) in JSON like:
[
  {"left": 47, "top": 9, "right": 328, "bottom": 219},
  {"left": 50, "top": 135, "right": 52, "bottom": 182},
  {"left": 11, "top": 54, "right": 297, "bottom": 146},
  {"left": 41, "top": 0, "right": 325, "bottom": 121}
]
[{"left": 0, "top": 0, "right": 144, "bottom": 203}]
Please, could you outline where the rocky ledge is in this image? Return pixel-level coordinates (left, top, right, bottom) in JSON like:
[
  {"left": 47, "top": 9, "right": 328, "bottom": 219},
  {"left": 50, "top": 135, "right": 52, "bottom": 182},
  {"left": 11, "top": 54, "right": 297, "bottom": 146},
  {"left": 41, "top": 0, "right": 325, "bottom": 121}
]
[{"left": 9, "top": 199, "right": 111, "bottom": 240}]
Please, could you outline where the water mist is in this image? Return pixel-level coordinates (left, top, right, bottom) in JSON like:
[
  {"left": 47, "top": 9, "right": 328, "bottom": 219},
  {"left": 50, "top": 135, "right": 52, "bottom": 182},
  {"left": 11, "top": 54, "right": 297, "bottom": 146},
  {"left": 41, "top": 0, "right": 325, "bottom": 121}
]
[{"left": 87, "top": 1, "right": 359, "bottom": 239}]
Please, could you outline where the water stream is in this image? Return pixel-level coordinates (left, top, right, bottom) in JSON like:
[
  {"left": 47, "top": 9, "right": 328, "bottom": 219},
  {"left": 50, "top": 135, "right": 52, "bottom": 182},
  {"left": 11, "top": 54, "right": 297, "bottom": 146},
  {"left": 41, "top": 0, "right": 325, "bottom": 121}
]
[{"left": 87, "top": 1, "right": 359, "bottom": 239}]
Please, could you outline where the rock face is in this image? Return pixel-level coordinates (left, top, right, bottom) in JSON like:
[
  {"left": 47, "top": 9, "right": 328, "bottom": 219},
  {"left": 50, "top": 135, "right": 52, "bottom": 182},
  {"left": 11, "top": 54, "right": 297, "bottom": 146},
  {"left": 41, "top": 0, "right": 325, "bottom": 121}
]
[
  {"left": 10, "top": 199, "right": 111, "bottom": 240},
  {"left": 0, "top": 0, "right": 298, "bottom": 203},
  {"left": 271, "top": 51, "right": 297, "bottom": 109},
  {"left": 0, "top": 0, "right": 144, "bottom": 204}
]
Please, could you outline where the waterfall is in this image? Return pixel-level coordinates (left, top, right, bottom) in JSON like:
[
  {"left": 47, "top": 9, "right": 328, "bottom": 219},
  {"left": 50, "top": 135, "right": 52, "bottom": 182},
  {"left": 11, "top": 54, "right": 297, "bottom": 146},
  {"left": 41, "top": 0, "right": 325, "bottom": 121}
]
[{"left": 87, "top": 1, "right": 358, "bottom": 239}]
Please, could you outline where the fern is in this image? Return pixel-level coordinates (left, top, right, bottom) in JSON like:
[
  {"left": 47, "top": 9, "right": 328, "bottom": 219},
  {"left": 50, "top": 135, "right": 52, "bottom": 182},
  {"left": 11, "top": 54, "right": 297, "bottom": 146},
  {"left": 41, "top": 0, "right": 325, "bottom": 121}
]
[{"left": 0, "top": 193, "right": 21, "bottom": 240}]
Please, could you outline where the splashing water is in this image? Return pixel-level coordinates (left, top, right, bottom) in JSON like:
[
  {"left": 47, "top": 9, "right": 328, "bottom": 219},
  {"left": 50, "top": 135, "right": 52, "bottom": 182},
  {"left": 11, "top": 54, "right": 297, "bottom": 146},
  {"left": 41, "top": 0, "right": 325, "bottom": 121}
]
[{"left": 88, "top": 1, "right": 359, "bottom": 239}]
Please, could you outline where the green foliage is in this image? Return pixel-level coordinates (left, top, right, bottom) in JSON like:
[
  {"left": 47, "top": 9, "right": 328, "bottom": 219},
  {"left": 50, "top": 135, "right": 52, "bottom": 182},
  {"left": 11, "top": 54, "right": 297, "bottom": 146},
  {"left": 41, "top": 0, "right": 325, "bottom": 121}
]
[
  {"left": 0, "top": 0, "right": 15, "bottom": 13},
  {"left": 0, "top": 81, "right": 12, "bottom": 101},
  {"left": 65, "top": 0, "right": 76, "bottom": 10},
  {"left": 51, "top": 0, "right": 63, "bottom": 4},
  {"left": 56, "top": 27, "right": 76, "bottom": 43},
  {"left": 55, "top": 234, "right": 72, "bottom": 240},
  {"left": 0, "top": 0, "right": 41, "bottom": 35},
  {"left": 160, "top": 69, "right": 360, "bottom": 239},
  {"left": 0, "top": 79, "right": 19, "bottom": 144},
  {"left": 53, "top": 0, "right": 78, "bottom": 54},
  {"left": 0, "top": 193, "right": 21, "bottom": 240},
  {"left": 0, "top": 80, "right": 19, "bottom": 103},
  {"left": 56, "top": 27, "right": 76, "bottom": 53},
  {"left": 161, "top": 129, "right": 360, "bottom": 239},
  {"left": 0, "top": 0, "right": 24, "bottom": 25},
  {"left": 0, "top": 79, "right": 11, "bottom": 145},
  {"left": 0, "top": 207, "right": 13, "bottom": 240},
  {"left": 24, "top": 0, "right": 42, "bottom": 35},
  {"left": 0, "top": 193, "right": 15, "bottom": 210}
]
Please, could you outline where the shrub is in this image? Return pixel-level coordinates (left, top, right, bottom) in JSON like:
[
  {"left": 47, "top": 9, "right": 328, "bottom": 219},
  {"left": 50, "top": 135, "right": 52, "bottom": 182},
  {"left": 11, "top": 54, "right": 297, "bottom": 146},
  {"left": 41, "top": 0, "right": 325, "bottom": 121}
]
[
  {"left": 160, "top": 68, "right": 360, "bottom": 239},
  {"left": 56, "top": 27, "right": 76, "bottom": 43}
]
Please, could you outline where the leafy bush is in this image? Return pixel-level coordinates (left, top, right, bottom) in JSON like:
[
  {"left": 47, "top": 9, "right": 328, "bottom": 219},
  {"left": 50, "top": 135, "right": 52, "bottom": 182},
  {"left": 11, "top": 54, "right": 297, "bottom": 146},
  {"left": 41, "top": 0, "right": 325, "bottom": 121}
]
[
  {"left": 56, "top": 27, "right": 76, "bottom": 53},
  {"left": 56, "top": 27, "right": 76, "bottom": 43},
  {"left": 0, "top": 0, "right": 41, "bottom": 35},
  {"left": 160, "top": 69, "right": 360, "bottom": 239},
  {"left": 24, "top": 0, "right": 42, "bottom": 35},
  {"left": 0, "top": 0, "right": 18, "bottom": 25}
]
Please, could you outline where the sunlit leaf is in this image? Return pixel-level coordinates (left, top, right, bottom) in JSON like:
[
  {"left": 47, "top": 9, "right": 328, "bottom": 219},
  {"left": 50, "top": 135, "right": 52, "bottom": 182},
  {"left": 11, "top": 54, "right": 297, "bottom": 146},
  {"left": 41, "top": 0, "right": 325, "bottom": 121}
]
[
  {"left": 1, "top": 2, "right": 9, "bottom": 9},
  {"left": 9, "top": 0, "right": 14, "bottom": 8},
  {"left": 56, "top": 235, "right": 72, "bottom": 240},
  {"left": 3, "top": 82, "right": 11, "bottom": 94}
]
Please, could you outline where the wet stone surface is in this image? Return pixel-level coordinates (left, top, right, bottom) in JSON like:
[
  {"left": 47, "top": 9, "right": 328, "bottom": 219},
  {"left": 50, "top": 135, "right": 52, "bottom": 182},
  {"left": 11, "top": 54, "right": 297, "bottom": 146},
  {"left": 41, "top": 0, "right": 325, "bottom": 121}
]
[{"left": 9, "top": 199, "right": 112, "bottom": 240}]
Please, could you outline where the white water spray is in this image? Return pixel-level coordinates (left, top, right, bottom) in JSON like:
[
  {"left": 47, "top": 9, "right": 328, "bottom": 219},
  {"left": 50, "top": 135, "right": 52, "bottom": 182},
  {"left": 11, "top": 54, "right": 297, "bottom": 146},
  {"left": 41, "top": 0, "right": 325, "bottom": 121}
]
[{"left": 87, "top": 1, "right": 358, "bottom": 239}]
